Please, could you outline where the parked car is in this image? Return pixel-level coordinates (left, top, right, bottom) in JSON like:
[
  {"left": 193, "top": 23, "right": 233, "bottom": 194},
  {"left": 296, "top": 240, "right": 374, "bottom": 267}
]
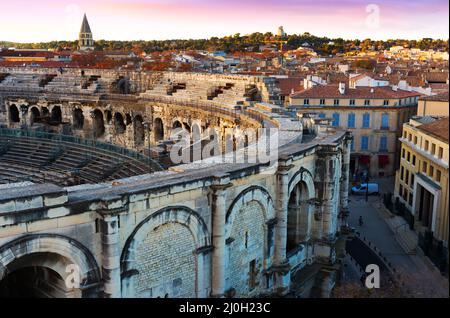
[{"left": 351, "top": 183, "right": 379, "bottom": 195}]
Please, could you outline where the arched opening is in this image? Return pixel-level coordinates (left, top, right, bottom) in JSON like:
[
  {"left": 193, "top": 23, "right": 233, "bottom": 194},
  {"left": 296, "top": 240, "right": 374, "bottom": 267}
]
[
  {"left": 133, "top": 115, "right": 145, "bottom": 146},
  {"left": 287, "top": 181, "right": 311, "bottom": 254},
  {"left": 154, "top": 118, "right": 164, "bottom": 142},
  {"left": 92, "top": 109, "right": 105, "bottom": 138},
  {"left": 105, "top": 110, "right": 112, "bottom": 124},
  {"left": 125, "top": 114, "right": 132, "bottom": 126},
  {"left": 73, "top": 108, "right": 84, "bottom": 130},
  {"left": 50, "top": 106, "right": 62, "bottom": 124},
  {"left": 0, "top": 266, "right": 70, "bottom": 298},
  {"left": 29, "top": 107, "right": 41, "bottom": 126},
  {"left": 172, "top": 120, "right": 182, "bottom": 130},
  {"left": 9, "top": 105, "right": 20, "bottom": 123},
  {"left": 41, "top": 107, "right": 49, "bottom": 117},
  {"left": 114, "top": 113, "right": 126, "bottom": 134},
  {"left": 0, "top": 252, "right": 80, "bottom": 298}
]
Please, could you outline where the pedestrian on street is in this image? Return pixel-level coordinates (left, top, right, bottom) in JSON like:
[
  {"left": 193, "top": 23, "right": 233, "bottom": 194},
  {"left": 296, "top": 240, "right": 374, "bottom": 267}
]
[{"left": 358, "top": 216, "right": 364, "bottom": 227}]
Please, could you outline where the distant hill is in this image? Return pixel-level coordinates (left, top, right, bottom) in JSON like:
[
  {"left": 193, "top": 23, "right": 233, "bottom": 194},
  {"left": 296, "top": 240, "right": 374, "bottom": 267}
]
[{"left": 1, "top": 33, "right": 448, "bottom": 55}]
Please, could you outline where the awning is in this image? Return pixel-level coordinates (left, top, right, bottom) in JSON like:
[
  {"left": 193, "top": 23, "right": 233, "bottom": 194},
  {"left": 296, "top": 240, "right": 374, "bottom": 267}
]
[
  {"left": 359, "top": 155, "right": 371, "bottom": 165},
  {"left": 378, "top": 155, "right": 389, "bottom": 166}
]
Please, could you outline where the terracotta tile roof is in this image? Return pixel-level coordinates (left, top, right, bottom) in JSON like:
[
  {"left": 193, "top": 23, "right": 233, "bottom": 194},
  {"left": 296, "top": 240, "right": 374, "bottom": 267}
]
[
  {"left": 419, "top": 92, "right": 449, "bottom": 102},
  {"left": 425, "top": 72, "right": 449, "bottom": 83},
  {"left": 277, "top": 77, "right": 304, "bottom": 95},
  {"left": 291, "top": 84, "right": 421, "bottom": 99},
  {"left": 418, "top": 117, "right": 449, "bottom": 142}
]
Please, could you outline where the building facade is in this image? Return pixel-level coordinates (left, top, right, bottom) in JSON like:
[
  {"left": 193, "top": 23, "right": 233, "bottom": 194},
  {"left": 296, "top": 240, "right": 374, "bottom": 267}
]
[
  {"left": 394, "top": 117, "right": 449, "bottom": 256},
  {"left": 290, "top": 84, "right": 420, "bottom": 179}
]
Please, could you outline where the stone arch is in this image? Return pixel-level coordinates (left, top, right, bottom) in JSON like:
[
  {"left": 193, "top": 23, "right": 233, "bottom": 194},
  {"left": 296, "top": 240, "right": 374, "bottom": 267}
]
[
  {"left": 9, "top": 104, "right": 20, "bottom": 123},
  {"left": 50, "top": 106, "right": 62, "bottom": 123},
  {"left": 105, "top": 110, "right": 113, "bottom": 124},
  {"left": 29, "top": 107, "right": 40, "bottom": 126},
  {"left": 225, "top": 186, "right": 274, "bottom": 297},
  {"left": 133, "top": 115, "right": 145, "bottom": 146},
  {"left": 287, "top": 168, "right": 316, "bottom": 253},
  {"left": 154, "top": 118, "right": 164, "bottom": 142},
  {"left": 73, "top": 108, "right": 84, "bottom": 130},
  {"left": 125, "top": 113, "right": 132, "bottom": 126},
  {"left": 0, "top": 234, "right": 101, "bottom": 298},
  {"left": 114, "top": 112, "right": 126, "bottom": 134},
  {"left": 41, "top": 107, "right": 49, "bottom": 117},
  {"left": 172, "top": 120, "right": 183, "bottom": 130},
  {"left": 92, "top": 109, "right": 105, "bottom": 138},
  {"left": 121, "top": 206, "right": 210, "bottom": 298}
]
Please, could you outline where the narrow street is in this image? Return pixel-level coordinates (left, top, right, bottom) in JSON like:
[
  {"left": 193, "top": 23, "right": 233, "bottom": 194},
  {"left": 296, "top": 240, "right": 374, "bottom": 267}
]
[{"left": 346, "top": 187, "right": 449, "bottom": 297}]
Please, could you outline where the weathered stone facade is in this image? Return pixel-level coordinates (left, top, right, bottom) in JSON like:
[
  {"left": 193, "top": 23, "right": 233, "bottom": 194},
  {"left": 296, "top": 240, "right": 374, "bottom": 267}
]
[{"left": 0, "top": 69, "right": 352, "bottom": 298}]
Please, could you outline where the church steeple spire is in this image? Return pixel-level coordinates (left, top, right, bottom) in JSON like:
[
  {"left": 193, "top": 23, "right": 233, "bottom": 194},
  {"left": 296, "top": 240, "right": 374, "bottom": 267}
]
[{"left": 78, "top": 13, "right": 94, "bottom": 51}]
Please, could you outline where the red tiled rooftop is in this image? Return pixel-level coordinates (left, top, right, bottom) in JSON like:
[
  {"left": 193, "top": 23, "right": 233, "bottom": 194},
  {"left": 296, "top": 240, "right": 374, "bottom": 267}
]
[{"left": 418, "top": 117, "right": 449, "bottom": 142}]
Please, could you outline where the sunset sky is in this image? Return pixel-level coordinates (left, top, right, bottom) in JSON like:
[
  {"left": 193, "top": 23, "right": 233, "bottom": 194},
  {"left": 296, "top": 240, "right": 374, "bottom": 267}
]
[{"left": 1, "top": 0, "right": 448, "bottom": 42}]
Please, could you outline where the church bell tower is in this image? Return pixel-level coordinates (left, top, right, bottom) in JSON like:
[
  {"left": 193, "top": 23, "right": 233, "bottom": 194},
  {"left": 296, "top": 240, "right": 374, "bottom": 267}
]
[{"left": 78, "top": 14, "right": 94, "bottom": 51}]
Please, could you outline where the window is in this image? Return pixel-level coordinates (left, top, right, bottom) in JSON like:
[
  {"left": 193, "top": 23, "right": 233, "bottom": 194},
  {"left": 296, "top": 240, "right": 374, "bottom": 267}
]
[
  {"left": 425, "top": 140, "right": 429, "bottom": 151},
  {"left": 381, "top": 113, "right": 389, "bottom": 129},
  {"left": 379, "top": 136, "right": 388, "bottom": 152},
  {"left": 405, "top": 170, "right": 409, "bottom": 185},
  {"left": 304, "top": 99, "right": 310, "bottom": 105},
  {"left": 414, "top": 136, "right": 418, "bottom": 145},
  {"left": 438, "top": 147, "right": 444, "bottom": 159},
  {"left": 429, "top": 165, "right": 434, "bottom": 178},
  {"left": 332, "top": 113, "right": 340, "bottom": 127},
  {"left": 399, "top": 100, "right": 402, "bottom": 106},
  {"left": 362, "top": 113, "right": 370, "bottom": 128},
  {"left": 411, "top": 174, "right": 415, "bottom": 187},
  {"left": 408, "top": 193, "right": 413, "bottom": 206},
  {"left": 436, "top": 170, "right": 442, "bottom": 182},
  {"left": 431, "top": 143, "right": 436, "bottom": 155},
  {"left": 383, "top": 100, "right": 389, "bottom": 106},
  {"left": 403, "top": 131, "right": 407, "bottom": 138},
  {"left": 350, "top": 99, "right": 356, "bottom": 106},
  {"left": 364, "top": 100, "right": 371, "bottom": 106},
  {"left": 351, "top": 139, "right": 355, "bottom": 151},
  {"left": 347, "top": 113, "right": 356, "bottom": 128},
  {"left": 408, "top": 134, "right": 412, "bottom": 142},
  {"left": 334, "top": 99, "right": 340, "bottom": 106},
  {"left": 422, "top": 162, "right": 427, "bottom": 174},
  {"left": 412, "top": 155, "right": 416, "bottom": 166},
  {"left": 402, "top": 148, "right": 405, "bottom": 159},
  {"left": 399, "top": 184, "right": 403, "bottom": 196},
  {"left": 320, "top": 99, "right": 326, "bottom": 105},
  {"left": 361, "top": 136, "right": 369, "bottom": 151},
  {"left": 400, "top": 166, "right": 404, "bottom": 180},
  {"left": 407, "top": 151, "right": 410, "bottom": 162}
]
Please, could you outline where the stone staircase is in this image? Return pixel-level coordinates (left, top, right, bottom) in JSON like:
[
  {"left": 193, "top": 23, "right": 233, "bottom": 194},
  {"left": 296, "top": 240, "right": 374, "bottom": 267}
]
[{"left": 380, "top": 207, "right": 418, "bottom": 255}]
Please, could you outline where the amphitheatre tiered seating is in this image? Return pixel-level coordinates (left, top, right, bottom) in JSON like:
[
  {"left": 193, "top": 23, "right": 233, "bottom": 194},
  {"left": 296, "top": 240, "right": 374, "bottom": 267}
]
[
  {"left": 143, "top": 74, "right": 248, "bottom": 107},
  {"left": 0, "top": 73, "right": 42, "bottom": 91},
  {"left": 0, "top": 135, "right": 153, "bottom": 186}
]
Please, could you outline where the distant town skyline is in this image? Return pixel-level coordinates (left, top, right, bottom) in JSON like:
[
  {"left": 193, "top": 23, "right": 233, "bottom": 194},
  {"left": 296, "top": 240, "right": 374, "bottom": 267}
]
[{"left": 0, "top": 0, "right": 448, "bottom": 43}]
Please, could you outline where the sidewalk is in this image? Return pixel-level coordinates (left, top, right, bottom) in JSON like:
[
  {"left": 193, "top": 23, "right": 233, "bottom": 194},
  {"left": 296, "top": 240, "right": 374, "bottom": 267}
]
[{"left": 348, "top": 194, "right": 449, "bottom": 297}]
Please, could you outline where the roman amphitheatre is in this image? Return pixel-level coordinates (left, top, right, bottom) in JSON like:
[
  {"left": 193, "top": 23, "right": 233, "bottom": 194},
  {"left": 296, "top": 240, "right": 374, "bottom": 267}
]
[{"left": 0, "top": 67, "right": 351, "bottom": 298}]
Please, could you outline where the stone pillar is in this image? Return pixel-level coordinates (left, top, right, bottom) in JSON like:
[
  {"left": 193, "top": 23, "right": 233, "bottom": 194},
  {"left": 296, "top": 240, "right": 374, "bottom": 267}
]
[
  {"left": 339, "top": 136, "right": 352, "bottom": 228},
  {"left": 210, "top": 174, "right": 232, "bottom": 297},
  {"left": 100, "top": 213, "right": 121, "bottom": 298},
  {"left": 273, "top": 157, "right": 293, "bottom": 295},
  {"left": 314, "top": 146, "right": 339, "bottom": 265}
]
